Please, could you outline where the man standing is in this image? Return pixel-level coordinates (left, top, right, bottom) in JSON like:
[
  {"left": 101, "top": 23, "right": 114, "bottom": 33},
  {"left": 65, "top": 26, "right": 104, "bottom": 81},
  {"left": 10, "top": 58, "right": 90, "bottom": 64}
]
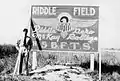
[{"left": 13, "top": 28, "right": 33, "bottom": 76}]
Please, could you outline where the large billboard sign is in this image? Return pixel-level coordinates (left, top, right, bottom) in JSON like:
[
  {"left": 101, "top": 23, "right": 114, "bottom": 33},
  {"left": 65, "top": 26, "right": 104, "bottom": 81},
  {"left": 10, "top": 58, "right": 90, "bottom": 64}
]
[{"left": 30, "top": 5, "right": 99, "bottom": 52}]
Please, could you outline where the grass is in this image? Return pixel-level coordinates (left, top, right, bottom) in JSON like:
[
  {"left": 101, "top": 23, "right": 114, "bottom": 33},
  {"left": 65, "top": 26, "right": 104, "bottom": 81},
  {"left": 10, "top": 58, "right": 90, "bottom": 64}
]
[{"left": 1, "top": 44, "right": 120, "bottom": 81}]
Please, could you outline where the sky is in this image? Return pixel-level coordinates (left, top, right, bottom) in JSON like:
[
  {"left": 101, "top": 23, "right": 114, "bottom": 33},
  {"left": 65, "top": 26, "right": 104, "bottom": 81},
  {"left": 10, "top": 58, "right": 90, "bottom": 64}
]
[{"left": 0, "top": 0, "right": 120, "bottom": 48}]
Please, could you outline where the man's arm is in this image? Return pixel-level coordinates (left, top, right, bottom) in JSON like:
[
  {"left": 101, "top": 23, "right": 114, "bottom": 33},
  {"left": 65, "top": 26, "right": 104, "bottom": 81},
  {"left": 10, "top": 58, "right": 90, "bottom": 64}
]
[{"left": 16, "top": 39, "right": 21, "bottom": 50}]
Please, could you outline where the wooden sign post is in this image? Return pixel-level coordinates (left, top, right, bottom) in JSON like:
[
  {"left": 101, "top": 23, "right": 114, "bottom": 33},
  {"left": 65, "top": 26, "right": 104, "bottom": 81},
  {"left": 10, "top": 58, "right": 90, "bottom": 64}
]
[
  {"left": 90, "top": 53, "right": 95, "bottom": 71},
  {"left": 99, "top": 52, "right": 101, "bottom": 81},
  {"left": 32, "top": 51, "right": 37, "bottom": 70}
]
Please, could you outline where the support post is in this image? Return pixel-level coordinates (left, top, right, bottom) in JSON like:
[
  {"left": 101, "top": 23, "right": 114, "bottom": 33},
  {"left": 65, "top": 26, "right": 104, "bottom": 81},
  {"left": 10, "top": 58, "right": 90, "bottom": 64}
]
[
  {"left": 99, "top": 52, "right": 101, "bottom": 81},
  {"left": 90, "top": 53, "right": 94, "bottom": 71},
  {"left": 32, "top": 51, "right": 37, "bottom": 70}
]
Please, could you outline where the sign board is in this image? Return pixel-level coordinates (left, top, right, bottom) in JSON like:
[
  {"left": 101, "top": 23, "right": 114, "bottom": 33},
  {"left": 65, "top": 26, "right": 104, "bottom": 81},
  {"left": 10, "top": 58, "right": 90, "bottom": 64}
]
[{"left": 30, "top": 5, "right": 99, "bottom": 52}]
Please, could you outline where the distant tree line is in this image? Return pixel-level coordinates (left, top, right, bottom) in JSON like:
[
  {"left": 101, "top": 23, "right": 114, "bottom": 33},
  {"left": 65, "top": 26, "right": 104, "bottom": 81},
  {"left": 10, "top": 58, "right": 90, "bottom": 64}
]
[{"left": 0, "top": 44, "right": 18, "bottom": 58}]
